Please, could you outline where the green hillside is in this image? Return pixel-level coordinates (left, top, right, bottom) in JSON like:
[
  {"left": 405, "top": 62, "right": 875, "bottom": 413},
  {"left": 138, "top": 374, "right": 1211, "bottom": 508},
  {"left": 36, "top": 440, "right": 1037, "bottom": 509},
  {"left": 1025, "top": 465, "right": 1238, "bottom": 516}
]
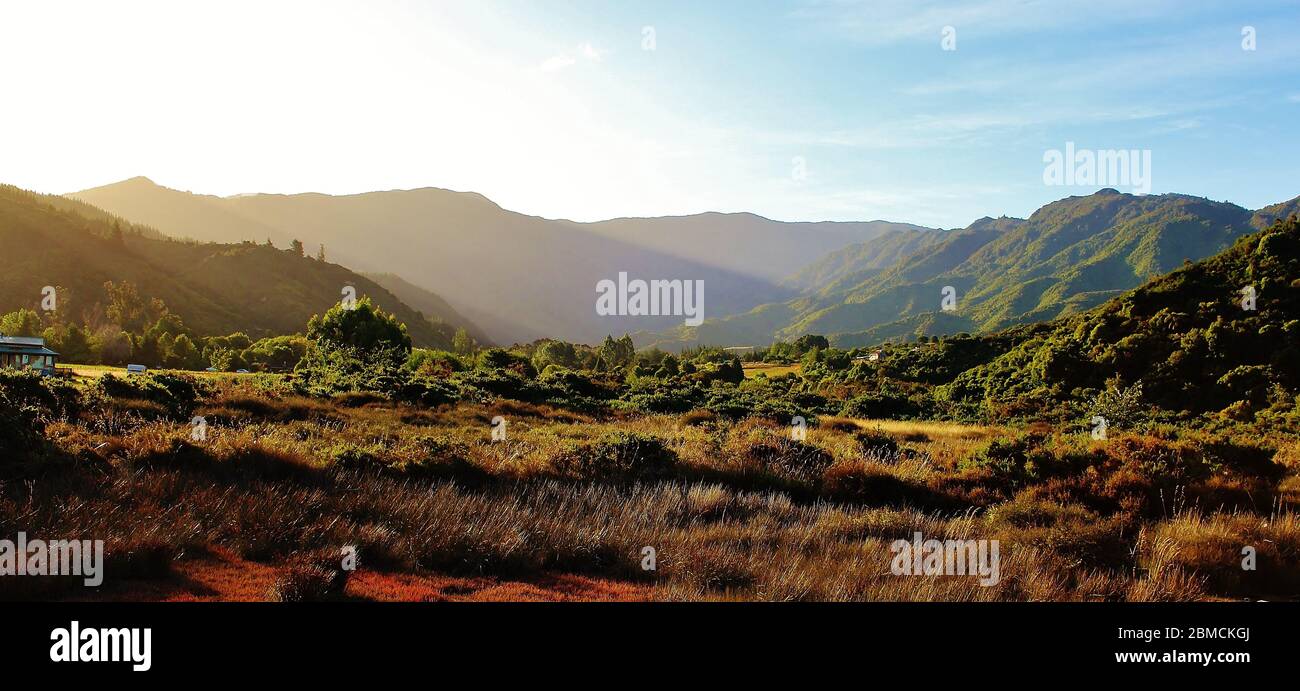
[
  {"left": 942, "top": 213, "right": 1300, "bottom": 421},
  {"left": 0, "top": 185, "right": 459, "bottom": 348},
  {"left": 642, "top": 191, "right": 1279, "bottom": 350}
]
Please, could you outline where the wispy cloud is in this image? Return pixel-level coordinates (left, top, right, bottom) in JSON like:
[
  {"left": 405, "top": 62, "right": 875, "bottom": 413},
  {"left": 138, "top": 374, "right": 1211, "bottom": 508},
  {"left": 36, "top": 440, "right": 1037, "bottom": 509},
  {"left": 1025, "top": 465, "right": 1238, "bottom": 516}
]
[
  {"left": 537, "top": 41, "right": 605, "bottom": 72},
  {"left": 792, "top": 0, "right": 1187, "bottom": 44}
]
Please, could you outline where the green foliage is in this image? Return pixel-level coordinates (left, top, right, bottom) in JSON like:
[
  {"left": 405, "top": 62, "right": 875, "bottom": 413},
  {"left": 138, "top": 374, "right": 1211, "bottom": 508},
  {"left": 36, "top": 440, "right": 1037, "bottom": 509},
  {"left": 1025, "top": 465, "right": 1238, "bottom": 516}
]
[
  {"left": 240, "top": 335, "right": 309, "bottom": 372},
  {"left": 0, "top": 308, "right": 42, "bottom": 337},
  {"left": 88, "top": 372, "right": 207, "bottom": 418},
  {"left": 406, "top": 348, "right": 468, "bottom": 377},
  {"left": 477, "top": 348, "right": 537, "bottom": 378},
  {"left": 0, "top": 370, "right": 82, "bottom": 421},
  {"left": 598, "top": 335, "right": 636, "bottom": 369},
  {"left": 307, "top": 298, "right": 411, "bottom": 360},
  {"left": 945, "top": 215, "right": 1300, "bottom": 427},
  {"left": 1090, "top": 380, "right": 1145, "bottom": 430}
]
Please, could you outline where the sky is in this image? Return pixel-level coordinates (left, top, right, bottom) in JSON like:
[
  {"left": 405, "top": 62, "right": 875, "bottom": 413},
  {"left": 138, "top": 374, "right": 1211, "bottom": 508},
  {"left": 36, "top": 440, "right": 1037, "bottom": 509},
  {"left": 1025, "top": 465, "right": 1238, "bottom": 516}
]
[{"left": 1, "top": 0, "right": 1298, "bottom": 228}]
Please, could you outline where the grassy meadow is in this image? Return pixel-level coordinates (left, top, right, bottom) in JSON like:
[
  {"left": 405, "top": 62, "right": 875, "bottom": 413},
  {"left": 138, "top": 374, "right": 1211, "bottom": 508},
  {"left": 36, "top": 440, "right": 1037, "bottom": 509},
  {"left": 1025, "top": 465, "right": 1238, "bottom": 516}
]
[{"left": 3, "top": 365, "right": 1297, "bottom": 602}]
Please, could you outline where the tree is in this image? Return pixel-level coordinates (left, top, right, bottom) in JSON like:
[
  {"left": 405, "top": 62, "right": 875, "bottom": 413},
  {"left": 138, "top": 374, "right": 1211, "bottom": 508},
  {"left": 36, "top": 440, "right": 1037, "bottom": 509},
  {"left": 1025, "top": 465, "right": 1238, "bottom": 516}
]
[
  {"left": 599, "top": 334, "right": 636, "bottom": 368},
  {"left": 306, "top": 298, "right": 411, "bottom": 358},
  {"left": 145, "top": 312, "right": 188, "bottom": 341},
  {"left": 0, "top": 309, "right": 42, "bottom": 337},
  {"left": 452, "top": 327, "right": 476, "bottom": 355},
  {"left": 316, "top": 244, "right": 327, "bottom": 261},
  {"left": 103, "top": 280, "right": 147, "bottom": 333},
  {"left": 533, "top": 340, "right": 579, "bottom": 370},
  {"left": 794, "top": 334, "right": 830, "bottom": 354},
  {"left": 208, "top": 347, "right": 245, "bottom": 372},
  {"left": 45, "top": 324, "right": 93, "bottom": 363},
  {"left": 290, "top": 239, "right": 305, "bottom": 257},
  {"left": 717, "top": 357, "right": 745, "bottom": 384},
  {"left": 241, "top": 335, "right": 309, "bottom": 371},
  {"left": 94, "top": 328, "right": 133, "bottom": 365},
  {"left": 167, "top": 334, "right": 204, "bottom": 370},
  {"left": 132, "top": 333, "right": 164, "bottom": 367}
]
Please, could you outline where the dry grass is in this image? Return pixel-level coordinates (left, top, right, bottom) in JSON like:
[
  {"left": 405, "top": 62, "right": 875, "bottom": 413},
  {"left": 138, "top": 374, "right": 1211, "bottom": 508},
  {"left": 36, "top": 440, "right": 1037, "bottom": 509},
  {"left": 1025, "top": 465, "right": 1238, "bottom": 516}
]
[
  {"left": 741, "top": 362, "right": 802, "bottom": 379},
  {"left": 3, "top": 375, "right": 1297, "bottom": 602}
]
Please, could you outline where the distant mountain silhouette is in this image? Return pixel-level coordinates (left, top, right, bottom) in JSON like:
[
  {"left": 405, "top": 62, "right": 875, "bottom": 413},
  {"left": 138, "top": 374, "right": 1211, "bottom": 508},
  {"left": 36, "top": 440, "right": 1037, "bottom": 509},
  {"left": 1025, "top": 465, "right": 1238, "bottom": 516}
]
[{"left": 70, "top": 178, "right": 923, "bottom": 344}]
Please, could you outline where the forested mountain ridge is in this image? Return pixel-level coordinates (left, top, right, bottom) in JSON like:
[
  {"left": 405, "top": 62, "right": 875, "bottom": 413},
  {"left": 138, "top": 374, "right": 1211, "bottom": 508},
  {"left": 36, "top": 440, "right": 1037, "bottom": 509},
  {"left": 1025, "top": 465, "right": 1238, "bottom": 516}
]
[
  {"left": 0, "top": 184, "right": 461, "bottom": 348},
  {"left": 641, "top": 190, "right": 1279, "bottom": 351},
  {"left": 941, "top": 212, "right": 1300, "bottom": 422}
]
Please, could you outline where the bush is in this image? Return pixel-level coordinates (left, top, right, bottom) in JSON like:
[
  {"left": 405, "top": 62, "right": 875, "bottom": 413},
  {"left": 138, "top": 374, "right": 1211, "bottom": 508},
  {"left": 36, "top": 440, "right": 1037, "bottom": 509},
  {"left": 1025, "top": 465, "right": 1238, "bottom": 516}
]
[
  {"left": 0, "top": 369, "right": 81, "bottom": 420},
  {"left": 89, "top": 372, "right": 205, "bottom": 418},
  {"left": 840, "top": 390, "right": 924, "bottom": 419},
  {"left": 550, "top": 432, "right": 678, "bottom": 481},
  {"left": 0, "top": 390, "right": 46, "bottom": 466},
  {"left": 855, "top": 427, "right": 899, "bottom": 458},
  {"left": 268, "top": 551, "right": 351, "bottom": 602},
  {"left": 743, "top": 437, "right": 834, "bottom": 484},
  {"left": 960, "top": 434, "right": 1060, "bottom": 484},
  {"left": 394, "top": 377, "right": 461, "bottom": 407}
]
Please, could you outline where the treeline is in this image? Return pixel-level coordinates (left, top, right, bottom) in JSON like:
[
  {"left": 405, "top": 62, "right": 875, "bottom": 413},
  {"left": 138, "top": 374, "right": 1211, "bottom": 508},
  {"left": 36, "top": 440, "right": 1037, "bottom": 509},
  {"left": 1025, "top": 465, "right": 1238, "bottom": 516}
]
[
  {"left": 9, "top": 214, "right": 1299, "bottom": 437},
  {"left": 0, "top": 280, "right": 310, "bottom": 372}
]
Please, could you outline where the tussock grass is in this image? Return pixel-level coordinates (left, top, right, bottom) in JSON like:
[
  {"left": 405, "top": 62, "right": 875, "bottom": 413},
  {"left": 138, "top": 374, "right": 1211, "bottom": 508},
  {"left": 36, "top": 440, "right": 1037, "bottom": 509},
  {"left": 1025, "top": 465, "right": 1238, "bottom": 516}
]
[{"left": 3, "top": 376, "right": 1298, "bottom": 601}]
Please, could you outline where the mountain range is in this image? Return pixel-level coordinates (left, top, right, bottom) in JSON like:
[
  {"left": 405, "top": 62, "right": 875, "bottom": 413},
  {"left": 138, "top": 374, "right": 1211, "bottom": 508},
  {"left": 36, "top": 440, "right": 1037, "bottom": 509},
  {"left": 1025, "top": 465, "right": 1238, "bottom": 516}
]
[
  {"left": 0, "top": 185, "right": 460, "bottom": 348},
  {"left": 70, "top": 177, "right": 919, "bottom": 344},
  {"left": 637, "top": 189, "right": 1300, "bottom": 350},
  {"left": 53, "top": 177, "right": 1300, "bottom": 353}
]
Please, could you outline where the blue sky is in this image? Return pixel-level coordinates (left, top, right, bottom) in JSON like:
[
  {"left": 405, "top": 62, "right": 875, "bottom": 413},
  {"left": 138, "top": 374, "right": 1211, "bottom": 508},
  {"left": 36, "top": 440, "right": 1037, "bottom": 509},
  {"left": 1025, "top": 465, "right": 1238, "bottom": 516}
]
[{"left": 2, "top": 0, "right": 1298, "bottom": 227}]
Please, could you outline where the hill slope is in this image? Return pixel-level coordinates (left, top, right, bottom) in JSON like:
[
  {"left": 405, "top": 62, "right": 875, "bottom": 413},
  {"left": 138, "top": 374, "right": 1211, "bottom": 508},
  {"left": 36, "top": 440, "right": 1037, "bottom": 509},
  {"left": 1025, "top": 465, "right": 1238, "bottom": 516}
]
[
  {"left": 362, "top": 272, "right": 492, "bottom": 346},
  {"left": 70, "top": 178, "right": 922, "bottom": 344},
  {"left": 942, "top": 212, "right": 1300, "bottom": 420},
  {"left": 0, "top": 185, "right": 459, "bottom": 348},
  {"left": 642, "top": 190, "right": 1275, "bottom": 350}
]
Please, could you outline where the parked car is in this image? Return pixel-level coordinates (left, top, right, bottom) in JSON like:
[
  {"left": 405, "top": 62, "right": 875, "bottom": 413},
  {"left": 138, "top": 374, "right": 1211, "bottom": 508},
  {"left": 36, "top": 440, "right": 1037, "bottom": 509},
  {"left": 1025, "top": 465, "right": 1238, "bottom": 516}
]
[{"left": 126, "top": 364, "right": 148, "bottom": 374}]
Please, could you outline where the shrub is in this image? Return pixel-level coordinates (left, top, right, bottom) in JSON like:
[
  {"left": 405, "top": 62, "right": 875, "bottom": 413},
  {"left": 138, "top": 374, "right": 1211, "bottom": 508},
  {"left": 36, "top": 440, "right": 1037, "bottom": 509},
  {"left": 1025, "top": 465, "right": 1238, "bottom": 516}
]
[
  {"left": 855, "top": 427, "right": 899, "bottom": 458},
  {"left": 840, "top": 390, "right": 924, "bottom": 419},
  {"left": 0, "top": 390, "right": 45, "bottom": 466},
  {"left": 959, "top": 434, "right": 1072, "bottom": 484},
  {"left": 394, "top": 377, "right": 461, "bottom": 407},
  {"left": 89, "top": 372, "right": 205, "bottom": 418},
  {"left": 269, "top": 551, "right": 351, "bottom": 602},
  {"left": 550, "top": 432, "right": 678, "bottom": 481},
  {"left": 743, "top": 437, "right": 834, "bottom": 484},
  {"left": 0, "top": 369, "right": 81, "bottom": 420}
]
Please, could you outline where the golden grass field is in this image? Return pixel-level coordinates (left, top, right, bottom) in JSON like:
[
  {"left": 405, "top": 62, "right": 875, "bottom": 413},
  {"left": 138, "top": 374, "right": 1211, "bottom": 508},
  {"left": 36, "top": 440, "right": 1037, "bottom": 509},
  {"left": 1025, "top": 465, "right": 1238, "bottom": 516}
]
[
  {"left": 5, "top": 371, "right": 1297, "bottom": 602},
  {"left": 742, "top": 362, "right": 802, "bottom": 379}
]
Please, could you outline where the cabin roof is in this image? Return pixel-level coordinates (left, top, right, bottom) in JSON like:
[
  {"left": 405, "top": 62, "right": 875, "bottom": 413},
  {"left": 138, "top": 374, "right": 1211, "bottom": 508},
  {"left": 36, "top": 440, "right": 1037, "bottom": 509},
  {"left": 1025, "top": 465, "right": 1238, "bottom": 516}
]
[
  {"left": 0, "top": 345, "right": 59, "bottom": 356},
  {"left": 0, "top": 336, "right": 58, "bottom": 355}
]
